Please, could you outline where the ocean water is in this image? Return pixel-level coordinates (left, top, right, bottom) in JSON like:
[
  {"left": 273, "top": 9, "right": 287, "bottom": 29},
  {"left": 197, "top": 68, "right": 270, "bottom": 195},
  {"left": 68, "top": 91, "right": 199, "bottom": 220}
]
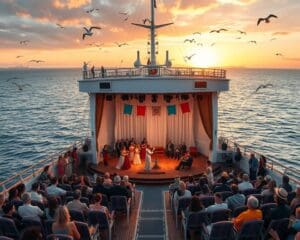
[{"left": 0, "top": 68, "right": 299, "bottom": 182}]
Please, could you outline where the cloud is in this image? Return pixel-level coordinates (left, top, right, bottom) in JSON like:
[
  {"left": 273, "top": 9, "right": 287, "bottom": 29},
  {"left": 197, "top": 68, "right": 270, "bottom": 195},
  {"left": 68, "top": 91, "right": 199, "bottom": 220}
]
[{"left": 53, "top": 0, "right": 90, "bottom": 9}]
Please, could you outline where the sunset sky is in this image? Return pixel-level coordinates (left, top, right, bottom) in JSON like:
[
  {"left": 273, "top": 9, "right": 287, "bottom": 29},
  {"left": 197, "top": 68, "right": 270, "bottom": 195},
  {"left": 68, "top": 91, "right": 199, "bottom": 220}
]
[{"left": 0, "top": 0, "right": 299, "bottom": 69}]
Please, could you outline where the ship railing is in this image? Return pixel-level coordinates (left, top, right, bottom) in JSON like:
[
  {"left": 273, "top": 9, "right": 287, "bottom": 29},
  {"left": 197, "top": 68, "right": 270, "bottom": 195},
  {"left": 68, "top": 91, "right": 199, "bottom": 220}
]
[
  {"left": 83, "top": 66, "right": 226, "bottom": 79},
  {"left": 0, "top": 140, "right": 83, "bottom": 194},
  {"left": 219, "top": 136, "right": 300, "bottom": 185}
]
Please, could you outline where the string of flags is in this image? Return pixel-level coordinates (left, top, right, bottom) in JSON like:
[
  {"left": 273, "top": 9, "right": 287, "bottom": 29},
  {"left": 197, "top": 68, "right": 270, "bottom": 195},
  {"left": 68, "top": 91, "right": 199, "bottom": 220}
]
[{"left": 123, "top": 102, "right": 190, "bottom": 116}]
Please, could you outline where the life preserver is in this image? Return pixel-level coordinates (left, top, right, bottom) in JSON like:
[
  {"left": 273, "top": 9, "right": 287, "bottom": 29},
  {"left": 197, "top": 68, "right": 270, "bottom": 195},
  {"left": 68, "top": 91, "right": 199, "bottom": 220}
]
[{"left": 149, "top": 68, "right": 158, "bottom": 75}]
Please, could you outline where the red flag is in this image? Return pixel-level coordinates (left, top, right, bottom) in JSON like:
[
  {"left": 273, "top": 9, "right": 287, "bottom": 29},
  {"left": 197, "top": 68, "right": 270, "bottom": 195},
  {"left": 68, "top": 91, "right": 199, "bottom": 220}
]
[
  {"left": 180, "top": 102, "right": 190, "bottom": 113},
  {"left": 137, "top": 105, "right": 146, "bottom": 116}
]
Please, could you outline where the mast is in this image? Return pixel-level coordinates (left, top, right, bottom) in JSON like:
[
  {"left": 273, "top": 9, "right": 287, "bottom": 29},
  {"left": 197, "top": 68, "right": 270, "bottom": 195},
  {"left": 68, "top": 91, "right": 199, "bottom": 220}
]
[{"left": 132, "top": 0, "right": 173, "bottom": 67}]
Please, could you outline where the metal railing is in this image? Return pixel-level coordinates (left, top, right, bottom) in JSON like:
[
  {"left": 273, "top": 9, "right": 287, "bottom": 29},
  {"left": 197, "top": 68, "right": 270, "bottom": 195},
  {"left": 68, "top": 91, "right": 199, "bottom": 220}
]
[
  {"left": 219, "top": 136, "right": 300, "bottom": 185},
  {"left": 0, "top": 140, "right": 83, "bottom": 194},
  {"left": 83, "top": 66, "right": 226, "bottom": 80}
]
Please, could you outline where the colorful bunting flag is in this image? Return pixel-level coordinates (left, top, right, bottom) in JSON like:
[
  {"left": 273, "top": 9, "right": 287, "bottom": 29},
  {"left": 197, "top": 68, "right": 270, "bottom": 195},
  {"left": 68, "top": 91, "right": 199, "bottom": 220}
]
[
  {"left": 124, "top": 104, "right": 133, "bottom": 115},
  {"left": 152, "top": 106, "right": 161, "bottom": 116},
  {"left": 137, "top": 105, "right": 146, "bottom": 116},
  {"left": 167, "top": 105, "right": 176, "bottom": 115},
  {"left": 180, "top": 102, "right": 190, "bottom": 113}
]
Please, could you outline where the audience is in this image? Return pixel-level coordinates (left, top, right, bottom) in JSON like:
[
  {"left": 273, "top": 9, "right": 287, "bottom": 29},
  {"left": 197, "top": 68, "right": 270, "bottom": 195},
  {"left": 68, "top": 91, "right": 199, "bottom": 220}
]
[
  {"left": 173, "top": 181, "right": 192, "bottom": 207},
  {"left": 2, "top": 201, "right": 23, "bottom": 230},
  {"left": 20, "top": 226, "right": 43, "bottom": 240},
  {"left": 29, "top": 182, "right": 44, "bottom": 203},
  {"left": 93, "top": 176, "right": 109, "bottom": 196},
  {"left": 103, "top": 172, "right": 113, "bottom": 186},
  {"left": 233, "top": 196, "right": 262, "bottom": 231},
  {"left": 46, "top": 177, "right": 66, "bottom": 197},
  {"left": 109, "top": 175, "right": 131, "bottom": 199},
  {"left": 206, "top": 193, "right": 228, "bottom": 212},
  {"left": 226, "top": 184, "right": 246, "bottom": 211},
  {"left": 261, "top": 180, "right": 277, "bottom": 201},
  {"left": 66, "top": 189, "right": 89, "bottom": 214},
  {"left": 213, "top": 175, "right": 231, "bottom": 193},
  {"left": 52, "top": 206, "right": 80, "bottom": 240},
  {"left": 89, "top": 193, "right": 111, "bottom": 219},
  {"left": 238, "top": 174, "right": 253, "bottom": 191},
  {"left": 280, "top": 175, "right": 293, "bottom": 193},
  {"left": 45, "top": 196, "right": 58, "bottom": 220},
  {"left": 291, "top": 186, "right": 300, "bottom": 214},
  {"left": 18, "top": 192, "right": 44, "bottom": 220},
  {"left": 39, "top": 165, "right": 52, "bottom": 183},
  {"left": 0, "top": 192, "right": 5, "bottom": 216},
  {"left": 270, "top": 187, "right": 291, "bottom": 221}
]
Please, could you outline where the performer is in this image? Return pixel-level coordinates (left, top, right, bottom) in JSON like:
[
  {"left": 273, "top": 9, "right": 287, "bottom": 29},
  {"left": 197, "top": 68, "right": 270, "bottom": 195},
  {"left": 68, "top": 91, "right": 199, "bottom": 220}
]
[
  {"left": 140, "top": 142, "right": 147, "bottom": 161},
  {"left": 102, "top": 145, "right": 109, "bottom": 166},
  {"left": 122, "top": 149, "right": 131, "bottom": 170},
  {"left": 166, "top": 140, "right": 175, "bottom": 158},
  {"left": 129, "top": 143, "right": 135, "bottom": 162},
  {"left": 116, "top": 147, "right": 127, "bottom": 169},
  {"left": 133, "top": 144, "right": 141, "bottom": 165},
  {"left": 144, "top": 145, "right": 155, "bottom": 171}
]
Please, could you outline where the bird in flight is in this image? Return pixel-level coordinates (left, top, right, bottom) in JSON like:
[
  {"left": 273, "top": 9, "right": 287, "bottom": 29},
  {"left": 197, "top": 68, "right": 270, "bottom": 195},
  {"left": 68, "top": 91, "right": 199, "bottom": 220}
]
[
  {"left": 114, "top": 42, "right": 128, "bottom": 47},
  {"left": 210, "top": 28, "right": 228, "bottom": 33},
  {"left": 248, "top": 40, "right": 257, "bottom": 44},
  {"left": 210, "top": 42, "right": 216, "bottom": 47},
  {"left": 184, "top": 38, "right": 196, "bottom": 43},
  {"left": 86, "top": 8, "right": 99, "bottom": 14},
  {"left": 16, "top": 55, "right": 23, "bottom": 58},
  {"left": 123, "top": 16, "right": 129, "bottom": 21},
  {"left": 56, "top": 23, "right": 65, "bottom": 29},
  {"left": 28, "top": 60, "right": 44, "bottom": 63},
  {"left": 142, "top": 18, "right": 151, "bottom": 24},
  {"left": 270, "top": 38, "right": 277, "bottom": 41},
  {"left": 193, "top": 32, "right": 201, "bottom": 36},
  {"left": 82, "top": 26, "right": 102, "bottom": 40},
  {"left": 255, "top": 84, "right": 273, "bottom": 93},
  {"left": 12, "top": 82, "right": 31, "bottom": 91},
  {"left": 184, "top": 54, "right": 196, "bottom": 61},
  {"left": 257, "top": 14, "right": 278, "bottom": 26},
  {"left": 275, "top": 53, "right": 283, "bottom": 57},
  {"left": 20, "top": 40, "right": 29, "bottom": 45},
  {"left": 237, "top": 30, "right": 246, "bottom": 35},
  {"left": 6, "top": 77, "right": 22, "bottom": 82},
  {"left": 119, "top": 12, "right": 128, "bottom": 16}
]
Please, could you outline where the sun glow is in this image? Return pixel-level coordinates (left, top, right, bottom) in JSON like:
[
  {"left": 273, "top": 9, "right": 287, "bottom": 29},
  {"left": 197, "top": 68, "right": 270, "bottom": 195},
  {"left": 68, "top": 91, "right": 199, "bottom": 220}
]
[{"left": 191, "top": 48, "right": 218, "bottom": 67}]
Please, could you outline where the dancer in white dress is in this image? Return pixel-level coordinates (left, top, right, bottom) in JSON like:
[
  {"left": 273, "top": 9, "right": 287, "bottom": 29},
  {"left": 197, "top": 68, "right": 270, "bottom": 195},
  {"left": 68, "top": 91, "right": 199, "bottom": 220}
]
[
  {"left": 116, "top": 147, "right": 126, "bottom": 169},
  {"left": 129, "top": 144, "right": 135, "bottom": 162},
  {"left": 133, "top": 145, "right": 141, "bottom": 165},
  {"left": 144, "top": 145, "right": 155, "bottom": 171}
]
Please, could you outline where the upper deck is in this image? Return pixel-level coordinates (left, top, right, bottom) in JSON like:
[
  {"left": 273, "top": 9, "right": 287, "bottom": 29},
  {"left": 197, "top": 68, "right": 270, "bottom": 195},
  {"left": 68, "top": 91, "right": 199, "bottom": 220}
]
[{"left": 79, "top": 66, "right": 229, "bottom": 94}]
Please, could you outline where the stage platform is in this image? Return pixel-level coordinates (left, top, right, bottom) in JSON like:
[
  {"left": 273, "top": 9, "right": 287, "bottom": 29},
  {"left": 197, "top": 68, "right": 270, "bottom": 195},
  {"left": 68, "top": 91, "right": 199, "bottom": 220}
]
[{"left": 89, "top": 153, "right": 208, "bottom": 184}]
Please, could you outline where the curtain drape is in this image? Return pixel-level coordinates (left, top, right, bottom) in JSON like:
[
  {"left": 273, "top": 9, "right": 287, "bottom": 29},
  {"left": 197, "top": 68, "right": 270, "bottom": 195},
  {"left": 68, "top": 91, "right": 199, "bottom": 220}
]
[
  {"left": 95, "top": 94, "right": 105, "bottom": 151},
  {"left": 196, "top": 93, "right": 213, "bottom": 149}
]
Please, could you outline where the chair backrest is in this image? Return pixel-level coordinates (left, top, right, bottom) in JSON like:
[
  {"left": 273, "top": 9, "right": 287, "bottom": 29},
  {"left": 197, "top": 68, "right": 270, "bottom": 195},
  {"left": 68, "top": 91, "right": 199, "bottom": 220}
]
[
  {"left": 267, "top": 218, "right": 290, "bottom": 240},
  {"left": 262, "top": 194, "right": 275, "bottom": 204},
  {"left": 237, "top": 220, "right": 264, "bottom": 240},
  {"left": 199, "top": 196, "right": 215, "bottom": 208},
  {"left": 241, "top": 188, "right": 258, "bottom": 196},
  {"left": 45, "top": 220, "right": 54, "bottom": 236},
  {"left": 69, "top": 210, "right": 85, "bottom": 222},
  {"left": 11, "top": 200, "right": 24, "bottom": 209},
  {"left": 218, "top": 191, "right": 233, "bottom": 201},
  {"left": 0, "top": 217, "right": 19, "bottom": 239},
  {"left": 111, "top": 196, "right": 127, "bottom": 212},
  {"left": 260, "top": 203, "right": 276, "bottom": 221},
  {"left": 80, "top": 197, "right": 89, "bottom": 206},
  {"left": 177, "top": 197, "right": 192, "bottom": 214},
  {"left": 46, "top": 234, "right": 74, "bottom": 240},
  {"left": 31, "top": 200, "right": 45, "bottom": 211},
  {"left": 74, "top": 221, "right": 91, "bottom": 240},
  {"left": 22, "top": 218, "right": 45, "bottom": 236},
  {"left": 87, "top": 211, "right": 109, "bottom": 230},
  {"left": 58, "top": 184, "right": 72, "bottom": 191},
  {"left": 0, "top": 237, "right": 14, "bottom": 240},
  {"left": 187, "top": 211, "right": 208, "bottom": 229},
  {"left": 232, "top": 206, "right": 248, "bottom": 218},
  {"left": 210, "top": 209, "right": 231, "bottom": 223},
  {"left": 209, "top": 221, "right": 234, "bottom": 240},
  {"left": 101, "top": 194, "right": 109, "bottom": 207}
]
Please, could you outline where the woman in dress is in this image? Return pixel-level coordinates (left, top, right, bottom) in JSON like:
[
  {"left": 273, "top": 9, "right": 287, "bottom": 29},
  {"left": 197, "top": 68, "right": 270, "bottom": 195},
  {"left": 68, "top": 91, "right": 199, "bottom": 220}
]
[
  {"left": 122, "top": 148, "right": 131, "bottom": 170},
  {"left": 133, "top": 144, "right": 141, "bottom": 165},
  {"left": 140, "top": 143, "right": 146, "bottom": 161},
  {"left": 116, "top": 146, "right": 126, "bottom": 169},
  {"left": 144, "top": 145, "right": 154, "bottom": 171},
  {"left": 57, "top": 155, "right": 65, "bottom": 178},
  {"left": 129, "top": 143, "right": 135, "bottom": 162}
]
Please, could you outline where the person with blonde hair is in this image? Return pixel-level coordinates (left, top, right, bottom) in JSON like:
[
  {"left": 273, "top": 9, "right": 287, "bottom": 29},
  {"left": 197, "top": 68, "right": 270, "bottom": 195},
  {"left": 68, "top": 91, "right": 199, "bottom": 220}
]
[{"left": 52, "top": 206, "right": 80, "bottom": 240}]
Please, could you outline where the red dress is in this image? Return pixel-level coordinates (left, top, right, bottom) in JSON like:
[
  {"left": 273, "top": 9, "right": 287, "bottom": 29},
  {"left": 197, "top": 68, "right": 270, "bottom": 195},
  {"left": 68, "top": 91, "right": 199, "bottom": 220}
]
[
  {"left": 122, "top": 154, "right": 131, "bottom": 170},
  {"left": 140, "top": 144, "right": 146, "bottom": 160}
]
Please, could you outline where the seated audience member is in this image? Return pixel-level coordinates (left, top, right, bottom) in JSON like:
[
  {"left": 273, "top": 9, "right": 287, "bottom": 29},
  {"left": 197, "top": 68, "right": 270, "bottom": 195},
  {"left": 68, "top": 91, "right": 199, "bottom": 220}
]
[
  {"left": 173, "top": 181, "right": 192, "bottom": 207},
  {"left": 287, "top": 207, "right": 300, "bottom": 240},
  {"left": 262, "top": 180, "right": 276, "bottom": 198},
  {"left": 186, "top": 175, "right": 196, "bottom": 187},
  {"left": 45, "top": 196, "right": 58, "bottom": 220},
  {"left": 238, "top": 174, "right": 254, "bottom": 191},
  {"left": 66, "top": 189, "right": 89, "bottom": 214},
  {"left": 17, "top": 183, "right": 26, "bottom": 199},
  {"left": 2, "top": 202, "right": 23, "bottom": 230},
  {"left": 169, "top": 177, "right": 180, "bottom": 194},
  {"left": 291, "top": 186, "right": 300, "bottom": 214},
  {"left": 89, "top": 193, "right": 111, "bottom": 219},
  {"left": 103, "top": 172, "right": 113, "bottom": 186},
  {"left": 52, "top": 206, "right": 80, "bottom": 240},
  {"left": 39, "top": 166, "right": 52, "bottom": 183},
  {"left": 8, "top": 187, "right": 20, "bottom": 202},
  {"left": 175, "top": 152, "right": 193, "bottom": 170},
  {"left": 213, "top": 175, "right": 231, "bottom": 193},
  {"left": 18, "top": 192, "right": 44, "bottom": 220},
  {"left": 0, "top": 192, "right": 5, "bottom": 216},
  {"left": 46, "top": 177, "right": 66, "bottom": 197},
  {"left": 280, "top": 175, "right": 293, "bottom": 193},
  {"left": 226, "top": 184, "right": 246, "bottom": 211},
  {"left": 255, "top": 176, "right": 266, "bottom": 192},
  {"left": 20, "top": 226, "right": 43, "bottom": 240},
  {"left": 93, "top": 176, "right": 109, "bottom": 196},
  {"left": 257, "top": 155, "right": 267, "bottom": 177},
  {"left": 206, "top": 192, "right": 228, "bottom": 213},
  {"left": 123, "top": 175, "right": 134, "bottom": 192},
  {"left": 233, "top": 196, "right": 262, "bottom": 231},
  {"left": 109, "top": 175, "right": 131, "bottom": 199},
  {"left": 30, "top": 182, "right": 44, "bottom": 203},
  {"left": 206, "top": 165, "right": 214, "bottom": 187},
  {"left": 270, "top": 188, "right": 291, "bottom": 221}
]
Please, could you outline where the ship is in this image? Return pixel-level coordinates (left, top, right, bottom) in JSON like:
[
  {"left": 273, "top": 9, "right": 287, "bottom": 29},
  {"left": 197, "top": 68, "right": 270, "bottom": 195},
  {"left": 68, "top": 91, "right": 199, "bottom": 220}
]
[{"left": 0, "top": 1, "right": 299, "bottom": 239}]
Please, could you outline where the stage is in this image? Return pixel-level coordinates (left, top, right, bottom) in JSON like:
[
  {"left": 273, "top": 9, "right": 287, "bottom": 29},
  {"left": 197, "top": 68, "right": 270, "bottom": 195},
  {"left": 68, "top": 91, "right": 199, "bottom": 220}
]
[{"left": 89, "top": 153, "right": 209, "bottom": 184}]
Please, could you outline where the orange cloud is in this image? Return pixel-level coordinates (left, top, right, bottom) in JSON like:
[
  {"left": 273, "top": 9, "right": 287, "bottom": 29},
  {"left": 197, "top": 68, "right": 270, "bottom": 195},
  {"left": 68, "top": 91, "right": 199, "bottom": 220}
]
[{"left": 53, "top": 0, "right": 90, "bottom": 9}]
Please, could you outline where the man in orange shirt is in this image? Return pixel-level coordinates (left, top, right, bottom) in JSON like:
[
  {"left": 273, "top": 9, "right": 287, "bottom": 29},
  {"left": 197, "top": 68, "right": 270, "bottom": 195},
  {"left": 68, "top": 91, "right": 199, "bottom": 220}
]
[{"left": 233, "top": 196, "right": 262, "bottom": 231}]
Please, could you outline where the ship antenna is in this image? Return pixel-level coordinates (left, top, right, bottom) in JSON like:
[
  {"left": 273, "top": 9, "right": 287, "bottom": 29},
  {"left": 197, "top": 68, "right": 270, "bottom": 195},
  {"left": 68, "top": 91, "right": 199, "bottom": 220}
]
[{"left": 131, "top": 0, "right": 173, "bottom": 67}]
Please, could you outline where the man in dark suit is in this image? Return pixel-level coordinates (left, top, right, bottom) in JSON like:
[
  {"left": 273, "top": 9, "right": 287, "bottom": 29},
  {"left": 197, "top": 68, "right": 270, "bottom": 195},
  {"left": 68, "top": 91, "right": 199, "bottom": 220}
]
[{"left": 108, "top": 175, "right": 132, "bottom": 199}]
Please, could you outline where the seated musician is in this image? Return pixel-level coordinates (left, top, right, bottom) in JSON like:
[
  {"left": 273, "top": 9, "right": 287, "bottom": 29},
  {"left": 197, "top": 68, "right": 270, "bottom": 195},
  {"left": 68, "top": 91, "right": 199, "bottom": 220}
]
[{"left": 175, "top": 151, "right": 193, "bottom": 170}]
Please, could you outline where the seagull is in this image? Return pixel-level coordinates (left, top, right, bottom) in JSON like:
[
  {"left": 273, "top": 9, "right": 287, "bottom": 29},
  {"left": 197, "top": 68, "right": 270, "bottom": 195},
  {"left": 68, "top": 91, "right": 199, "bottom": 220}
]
[
  {"left": 142, "top": 18, "right": 151, "bottom": 24},
  {"left": 275, "top": 53, "right": 283, "bottom": 57},
  {"left": 20, "top": 40, "right": 29, "bottom": 45},
  {"left": 28, "top": 60, "right": 45, "bottom": 63},
  {"left": 210, "top": 28, "right": 228, "bottom": 33},
  {"left": 16, "top": 55, "right": 23, "bottom": 58},
  {"left": 86, "top": 8, "right": 99, "bottom": 13},
  {"left": 56, "top": 23, "right": 65, "bottom": 29},
  {"left": 237, "top": 30, "right": 247, "bottom": 35},
  {"left": 210, "top": 42, "right": 216, "bottom": 47},
  {"left": 114, "top": 42, "right": 128, "bottom": 47},
  {"left": 6, "top": 77, "right": 22, "bottom": 82},
  {"left": 257, "top": 14, "right": 278, "bottom": 26},
  {"left": 184, "top": 54, "right": 196, "bottom": 61},
  {"left": 193, "top": 32, "right": 201, "bottom": 36},
  {"left": 82, "top": 26, "right": 102, "bottom": 40},
  {"left": 12, "top": 82, "right": 31, "bottom": 91},
  {"left": 123, "top": 16, "right": 129, "bottom": 21},
  {"left": 248, "top": 40, "right": 257, "bottom": 44},
  {"left": 255, "top": 84, "right": 273, "bottom": 93},
  {"left": 184, "top": 38, "right": 196, "bottom": 43}
]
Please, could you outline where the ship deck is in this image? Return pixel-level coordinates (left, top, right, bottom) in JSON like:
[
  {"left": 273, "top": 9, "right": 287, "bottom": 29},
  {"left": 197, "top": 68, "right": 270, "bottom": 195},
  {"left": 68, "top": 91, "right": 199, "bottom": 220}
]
[{"left": 90, "top": 153, "right": 208, "bottom": 184}]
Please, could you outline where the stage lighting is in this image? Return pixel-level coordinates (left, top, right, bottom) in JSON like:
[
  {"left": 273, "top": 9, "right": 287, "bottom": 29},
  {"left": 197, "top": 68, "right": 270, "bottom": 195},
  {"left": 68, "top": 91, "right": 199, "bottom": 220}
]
[
  {"left": 181, "top": 94, "right": 189, "bottom": 100},
  {"left": 151, "top": 94, "right": 157, "bottom": 103},
  {"left": 121, "top": 94, "right": 129, "bottom": 101}
]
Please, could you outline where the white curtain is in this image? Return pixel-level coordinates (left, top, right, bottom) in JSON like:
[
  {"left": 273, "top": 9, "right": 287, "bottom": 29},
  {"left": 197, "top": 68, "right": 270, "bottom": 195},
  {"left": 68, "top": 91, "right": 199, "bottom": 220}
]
[{"left": 114, "top": 94, "right": 196, "bottom": 148}]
